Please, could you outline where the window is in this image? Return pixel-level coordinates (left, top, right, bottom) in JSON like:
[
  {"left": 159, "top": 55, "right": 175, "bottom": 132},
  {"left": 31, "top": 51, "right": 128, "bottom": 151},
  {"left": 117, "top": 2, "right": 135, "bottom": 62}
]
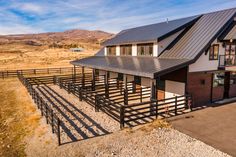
[
  {"left": 120, "top": 45, "right": 132, "bottom": 56},
  {"left": 230, "top": 72, "right": 236, "bottom": 85},
  {"left": 107, "top": 46, "right": 116, "bottom": 56},
  {"left": 213, "top": 72, "right": 225, "bottom": 87},
  {"left": 117, "top": 73, "right": 123, "bottom": 81},
  {"left": 157, "top": 79, "right": 165, "bottom": 90},
  {"left": 209, "top": 44, "right": 219, "bottom": 60},
  {"left": 134, "top": 76, "right": 141, "bottom": 85},
  {"left": 137, "top": 43, "right": 153, "bottom": 56}
]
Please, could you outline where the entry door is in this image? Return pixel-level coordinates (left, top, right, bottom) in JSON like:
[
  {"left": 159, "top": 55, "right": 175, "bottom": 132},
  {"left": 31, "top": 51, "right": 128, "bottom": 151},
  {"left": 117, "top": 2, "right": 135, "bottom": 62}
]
[{"left": 224, "top": 72, "right": 230, "bottom": 99}]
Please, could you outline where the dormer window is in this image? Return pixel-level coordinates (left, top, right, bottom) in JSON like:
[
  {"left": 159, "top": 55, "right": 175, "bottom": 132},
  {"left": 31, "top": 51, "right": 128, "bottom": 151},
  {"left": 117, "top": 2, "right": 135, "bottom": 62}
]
[
  {"left": 209, "top": 44, "right": 219, "bottom": 60},
  {"left": 107, "top": 46, "right": 116, "bottom": 56},
  {"left": 120, "top": 45, "right": 132, "bottom": 56},
  {"left": 137, "top": 43, "right": 153, "bottom": 56}
]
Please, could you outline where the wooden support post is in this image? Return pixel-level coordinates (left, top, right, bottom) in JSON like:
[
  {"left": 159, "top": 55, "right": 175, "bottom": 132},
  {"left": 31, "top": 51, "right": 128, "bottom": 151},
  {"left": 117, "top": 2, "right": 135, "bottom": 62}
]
[
  {"left": 92, "top": 69, "right": 96, "bottom": 91},
  {"left": 73, "top": 65, "right": 76, "bottom": 83},
  {"left": 51, "top": 110, "right": 54, "bottom": 133},
  {"left": 82, "top": 67, "right": 85, "bottom": 88},
  {"left": 120, "top": 106, "right": 125, "bottom": 129},
  {"left": 132, "top": 81, "right": 136, "bottom": 93},
  {"left": 150, "top": 79, "right": 157, "bottom": 116},
  {"left": 79, "top": 88, "right": 83, "bottom": 101},
  {"left": 175, "top": 96, "right": 178, "bottom": 115},
  {"left": 95, "top": 95, "right": 100, "bottom": 112},
  {"left": 140, "top": 87, "right": 143, "bottom": 103},
  {"left": 123, "top": 75, "right": 128, "bottom": 105},
  {"left": 105, "top": 71, "right": 109, "bottom": 98},
  {"left": 57, "top": 118, "right": 61, "bottom": 145}
]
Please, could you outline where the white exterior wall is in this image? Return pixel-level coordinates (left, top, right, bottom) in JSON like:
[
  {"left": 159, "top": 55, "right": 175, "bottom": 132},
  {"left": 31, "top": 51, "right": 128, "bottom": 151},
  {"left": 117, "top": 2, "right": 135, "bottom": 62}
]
[
  {"left": 189, "top": 40, "right": 224, "bottom": 72},
  {"left": 104, "top": 47, "right": 107, "bottom": 56},
  {"left": 116, "top": 46, "right": 120, "bottom": 56},
  {"left": 153, "top": 42, "right": 158, "bottom": 57},
  {"left": 165, "top": 80, "right": 185, "bottom": 99},
  {"left": 132, "top": 44, "right": 137, "bottom": 56}
]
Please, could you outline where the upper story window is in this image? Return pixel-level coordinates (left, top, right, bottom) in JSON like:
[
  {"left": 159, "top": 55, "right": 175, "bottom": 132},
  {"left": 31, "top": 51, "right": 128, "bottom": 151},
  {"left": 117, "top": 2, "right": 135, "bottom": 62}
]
[
  {"left": 209, "top": 44, "right": 219, "bottom": 60},
  {"left": 137, "top": 43, "right": 153, "bottom": 56},
  {"left": 120, "top": 45, "right": 132, "bottom": 56},
  {"left": 107, "top": 46, "right": 116, "bottom": 56}
]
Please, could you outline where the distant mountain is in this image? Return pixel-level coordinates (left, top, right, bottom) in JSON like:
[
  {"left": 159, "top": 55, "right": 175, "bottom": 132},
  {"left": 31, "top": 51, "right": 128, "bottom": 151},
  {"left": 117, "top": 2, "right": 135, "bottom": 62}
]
[{"left": 0, "top": 29, "right": 114, "bottom": 47}]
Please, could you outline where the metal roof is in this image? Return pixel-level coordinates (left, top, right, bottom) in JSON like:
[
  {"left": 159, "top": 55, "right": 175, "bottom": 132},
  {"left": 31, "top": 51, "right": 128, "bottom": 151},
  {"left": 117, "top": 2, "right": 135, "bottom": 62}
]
[
  {"left": 103, "top": 15, "right": 200, "bottom": 46},
  {"left": 71, "top": 56, "right": 190, "bottom": 78},
  {"left": 160, "top": 8, "right": 236, "bottom": 60},
  {"left": 224, "top": 24, "right": 236, "bottom": 40}
]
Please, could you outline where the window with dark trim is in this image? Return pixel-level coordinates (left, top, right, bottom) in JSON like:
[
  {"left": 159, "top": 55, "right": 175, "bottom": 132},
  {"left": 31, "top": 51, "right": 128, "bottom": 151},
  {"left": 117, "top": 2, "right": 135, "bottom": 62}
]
[
  {"left": 137, "top": 43, "right": 153, "bottom": 56},
  {"left": 209, "top": 44, "right": 219, "bottom": 60},
  {"left": 120, "top": 45, "right": 132, "bottom": 56},
  {"left": 213, "top": 72, "right": 224, "bottom": 87},
  {"left": 107, "top": 46, "right": 116, "bottom": 56}
]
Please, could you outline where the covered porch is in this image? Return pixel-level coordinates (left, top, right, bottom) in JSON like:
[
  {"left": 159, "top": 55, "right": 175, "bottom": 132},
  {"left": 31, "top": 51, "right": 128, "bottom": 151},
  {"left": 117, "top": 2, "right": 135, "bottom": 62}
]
[{"left": 67, "top": 56, "right": 192, "bottom": 127}]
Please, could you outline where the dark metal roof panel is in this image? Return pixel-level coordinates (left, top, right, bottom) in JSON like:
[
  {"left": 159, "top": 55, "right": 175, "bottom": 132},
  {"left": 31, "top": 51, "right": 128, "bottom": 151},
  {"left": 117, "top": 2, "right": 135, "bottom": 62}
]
[
  {"left": 71, "top": 56, "right": 189, "bottom": 78},
  {"left": 224, "top": 25, "right": 236, "bottom": 40},
  {"left": 160, "top": 8, "right": 236, "bottom": 59},
  {"left": 103, "top": 15, "right": 200, "bottom": 46}
]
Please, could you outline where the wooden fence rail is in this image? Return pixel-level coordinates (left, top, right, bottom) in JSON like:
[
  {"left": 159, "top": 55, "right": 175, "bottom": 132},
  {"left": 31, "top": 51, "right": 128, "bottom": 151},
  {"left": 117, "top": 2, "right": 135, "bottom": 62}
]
[
  {"left": 18, "top": 74, "right": 62, "bottom": 145},
  {"left": 0, "top": 67, "right": 81, "bottom": 79}
]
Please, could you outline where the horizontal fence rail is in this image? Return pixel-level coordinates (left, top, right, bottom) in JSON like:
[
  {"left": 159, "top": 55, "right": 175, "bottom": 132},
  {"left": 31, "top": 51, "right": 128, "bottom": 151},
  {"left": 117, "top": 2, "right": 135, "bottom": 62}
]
[
  {"left": 18, "top": 74, "right": 62, "bottom": 145},
  {"left": 0, "top": 67, "right": 83, "bottom": 79}
]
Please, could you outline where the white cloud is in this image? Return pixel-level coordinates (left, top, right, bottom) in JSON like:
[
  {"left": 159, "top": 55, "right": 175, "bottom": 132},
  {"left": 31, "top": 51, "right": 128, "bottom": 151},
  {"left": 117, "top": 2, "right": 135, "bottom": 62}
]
[
  {"left": 0, "top": 25, "right": 44, "bottom": 35},
  {"left": 0, "top": 0, "right": 236, "bottom": 34}
]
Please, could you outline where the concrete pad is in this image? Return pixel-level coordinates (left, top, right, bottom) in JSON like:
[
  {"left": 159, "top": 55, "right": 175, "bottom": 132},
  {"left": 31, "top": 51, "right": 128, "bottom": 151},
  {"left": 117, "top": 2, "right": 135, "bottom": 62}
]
[{"left": 168, "top": 102, "right": 236, "bottom": 156}]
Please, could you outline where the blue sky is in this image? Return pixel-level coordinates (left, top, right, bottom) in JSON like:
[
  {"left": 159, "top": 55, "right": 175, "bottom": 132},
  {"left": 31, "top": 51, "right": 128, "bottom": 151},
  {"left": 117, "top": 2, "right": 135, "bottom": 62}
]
[{"left": 0, "top": 0, "right": 236, "bottom": 35}]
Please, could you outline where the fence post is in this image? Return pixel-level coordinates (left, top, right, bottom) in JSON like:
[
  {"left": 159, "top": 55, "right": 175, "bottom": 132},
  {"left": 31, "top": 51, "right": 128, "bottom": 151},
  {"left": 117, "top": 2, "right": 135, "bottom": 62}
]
[
  {"left": 175, "top": 96, "right": 178, "bottom": 115},
  {"left": 53, "top": 76, "right": 57, "bottom": 85},
  {"left": 140, "top": 87, "right": 142, "bottom": 103},
  {"left": 45, "top": 105, "right": 49, "bottom": 124},
  {"left": 57, "top": 118, "right": 61, "bottom": 145},
  {"left": 51, "top": 110, "right": 54, "bottom": 133},
  {"left": 68, "top": 82, "right": 71, "bottom": 94},
  {"left": 95, "top": 95, "right": 100, "bottom": 112},
  {"left": 79, "top": 88, "right": 83, "bottom": 101},
  {"left": 132, "top": 81, "right": 136, "bottom": 93},
  {"left": 156, "top": 100, "right": 158, "bottom": 119},
  {"left": 124, "top": 89, "right": 128, "bottom": 105},
  {"left": 120, "top": 106, "right": 125, "bottom": 129}
]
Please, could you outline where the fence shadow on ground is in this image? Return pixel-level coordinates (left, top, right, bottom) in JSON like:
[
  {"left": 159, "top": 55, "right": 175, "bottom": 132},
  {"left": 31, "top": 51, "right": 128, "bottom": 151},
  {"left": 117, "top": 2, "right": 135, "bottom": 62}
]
[{"left": 35, "top": 84, "right": 110, "bottom": 145}]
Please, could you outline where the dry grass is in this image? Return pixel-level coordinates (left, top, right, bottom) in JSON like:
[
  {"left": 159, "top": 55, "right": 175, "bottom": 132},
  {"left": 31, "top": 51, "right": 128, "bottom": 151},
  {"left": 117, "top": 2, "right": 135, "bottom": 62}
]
[
  {"left": 0, "top": 43, "right": 96, "bottom": 70},
  {"left": 0, "top": 79, "right": 40, "bottom": 157}
]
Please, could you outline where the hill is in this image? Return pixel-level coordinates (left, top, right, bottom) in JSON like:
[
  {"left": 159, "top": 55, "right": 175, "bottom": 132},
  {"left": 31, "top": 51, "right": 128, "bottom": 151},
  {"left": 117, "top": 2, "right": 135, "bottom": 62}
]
[{"left": 0, "top": 29, "right": 113, "bottom": 70}]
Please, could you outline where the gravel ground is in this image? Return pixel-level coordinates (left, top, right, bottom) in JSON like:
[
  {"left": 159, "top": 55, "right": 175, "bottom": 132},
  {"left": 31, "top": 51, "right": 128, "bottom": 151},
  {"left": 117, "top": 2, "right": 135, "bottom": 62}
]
[
  {"left": 25, "top": 84, "right": 231, "bottom": 157},
  {"left": 34, "top": 84, "right": 119, "bottom": 144},
  {"left": 25, "top": 119, "right": 231, "bottom": 157}
]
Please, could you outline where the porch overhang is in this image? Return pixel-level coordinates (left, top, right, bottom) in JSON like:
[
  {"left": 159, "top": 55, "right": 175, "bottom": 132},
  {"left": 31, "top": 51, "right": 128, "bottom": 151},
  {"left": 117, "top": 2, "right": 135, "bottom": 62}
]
[{"left": 71, "top": 56, "right": 190, "bottom": 79}]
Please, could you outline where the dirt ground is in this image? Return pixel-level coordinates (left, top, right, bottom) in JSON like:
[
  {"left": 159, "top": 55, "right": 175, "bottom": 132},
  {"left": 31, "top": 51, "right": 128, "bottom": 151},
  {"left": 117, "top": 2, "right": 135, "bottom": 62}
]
[{"left": 0, "top": 79, "right": 40, "bottom": 157}]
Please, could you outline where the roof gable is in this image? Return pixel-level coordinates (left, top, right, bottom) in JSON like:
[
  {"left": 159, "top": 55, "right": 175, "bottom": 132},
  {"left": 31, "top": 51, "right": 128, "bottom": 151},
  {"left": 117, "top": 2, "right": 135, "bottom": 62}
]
[
  {"left": 160, "top": 8, "right": 236, "bottom": 60},
  {"left": 103, "top": 15, "right": 200, "bottom": 46}
]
